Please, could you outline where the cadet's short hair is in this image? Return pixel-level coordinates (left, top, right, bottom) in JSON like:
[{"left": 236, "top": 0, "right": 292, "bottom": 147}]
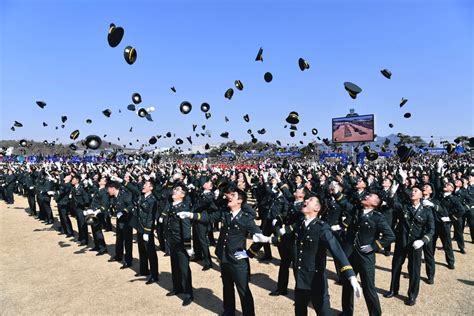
[
  {"left": 107, "top": 181, "right": 121, "bottom": 189},
  {"left": 235, "top": 189, "right": 247, "bottom": 204}
]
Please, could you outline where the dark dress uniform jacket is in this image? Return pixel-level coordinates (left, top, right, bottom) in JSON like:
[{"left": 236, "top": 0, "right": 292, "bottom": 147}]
[
  {"left": 56, "top": 182, "right": 72, "bottom": 207},
  {"left": 343, "top": 209, "right": 395, "bottom": 256},
  {"left": 275, "top": 218, "right": 356, "bottom": 290},
  {"left": 90, "top": 187, "right": 110, "bottom": 214},
  {"left": 391, "top": 198, "right": 435, "bottom": 247},
  {"left": 194, "top": 207, "right": 261, "bottom": 264},
  {"left": 71, "top": 184, "right": 90, "bottom": 210},
  {"left": 136, "top": 194, "right": 158, "bottom": 235},
  {"left": 110, "top": 190, "right": 133, "bottom": 228},
  {"left": 162, "top": 201, "right": 192, "bottom": 249}
]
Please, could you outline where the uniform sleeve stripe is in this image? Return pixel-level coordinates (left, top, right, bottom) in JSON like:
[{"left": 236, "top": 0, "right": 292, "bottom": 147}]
[
  {"left": 340, "top": 265, "right": 353, "bottom": 273},
  {"left": 375, "top": 240, "right": 383, "bottom": 250}
]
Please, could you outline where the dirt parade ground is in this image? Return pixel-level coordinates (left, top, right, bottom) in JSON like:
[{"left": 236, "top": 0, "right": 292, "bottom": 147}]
[{"left": 0, "top": 196, "right": 473, "bottom": 315}]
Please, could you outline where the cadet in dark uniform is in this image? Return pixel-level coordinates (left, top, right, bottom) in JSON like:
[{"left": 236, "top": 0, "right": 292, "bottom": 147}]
[
  {"left": 254, "top": 195, "right": 362, "bottom": 316},
  {"left": 178, "top": 188, "right": 261, "bottom": 316},
  {"left": 136, "top": 179, "right": 159, "bottom": 284},
  {"left": 107, "top": 181, "right": 134, "bottom": 268},
  {"left": 87, "top": 176, "right": 109, "bottom": 255},
  {"left": 421, "top": 183, "right": 454, "bottom": 284},
  {"left": 39, "top": 173, "right": 55, "bottom": 224},
  {"left": 270, "top": 187, "right": 306, "bottom": 296},
  {"left": 71, "top": 175, "right": 91, "bottom": 245},
  {"left": 23, "top": 170, "right": 37, "bottom": 216},
  {"left": 341, "top": 193, "right": 395, "bottom": 316},
  {"left": 379, "top": 178, "right": 395, "bottom": 256},
  {"left": 56, "top": 174, "right": 74, "bottom": 237},
  {"left": 159, "top": 184, "right": 194, "bottom": 306},
  {"left": 192, "top": 178, "right": 218, "bottom": 270},
  {"left": 384, "top": 185, "right": 435, "bottom": 306},
  {"left": 3, "top": 169, "right": 16, "bottom": 204}
]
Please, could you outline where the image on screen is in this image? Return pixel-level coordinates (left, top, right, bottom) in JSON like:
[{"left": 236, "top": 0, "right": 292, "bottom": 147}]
[{"left": 332, "top": 114, "right": 375, "bottom": 143}]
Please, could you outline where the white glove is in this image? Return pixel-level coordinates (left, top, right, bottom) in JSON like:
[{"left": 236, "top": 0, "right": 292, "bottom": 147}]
[
  {"left": 437, "top": 159, "right": 443, "bottom": 173},
  {"left": 143, "top": 234, "right": 149, "bottom": 242},
  {"left": 214, "top": 189, "right": 220, "bottom": 198},
  {"left": 83, "top": 210, "right": 88, "bottom": 216},
  {"left": 110, "top": 176, "right": 123, "bottom": 183},
  {"left": 413, "top": 240, "right": 424, "bottom": 250},
  {"left": 47, "top": 191, "right": 55, "bottom": 196},
  {"left": 117, "top": 212, "right": 123, "bottom": 219},
  {"left": 272, "top": 219, "right": 278, "bottom": 226},
  {"left": 186, "top": 248, "right": 195, "bottom": 257},
  {"left": 399, "top": 167, "right": 408, "bottom": 181},
  {"left": 422, "top": 199, "right": 434, "bottom": 208},
  {"left": 381, "top": 201, "right": 387, "bottom": 206},
  {"left": 93, "top": 210, "right": 100, "bottom": 216},
  {"left": 252, "top": 233, "right": 271, "bottom": 243},
  {"left": 441, "top": 216, "right": 450, "bottom": 222},
  {"left": 234, "top": 250, "right": 248, "bottom": 260},
  {"left": 390, "top": 182, "right": 399, "bottom": 197},
  {"left": 349, "top": 276, "right": 362, "bottom": 298},
  {"left": 177, "top": 211, "right": 193, "bottom": 219},
  {"left": 331, "top": 225, "right": 341, "bottom": 231},
  {"left": 29, "top": 186, "right": 34, "bottom": 189},
  {"left": 360, "top": 244, "right": 374, "bottom": 253},
  {"left": 279, "top": 227, "right": 286, "bottom": 235},
  {"left": 158, "top": 217, "right": 164, "bottom": 223}
]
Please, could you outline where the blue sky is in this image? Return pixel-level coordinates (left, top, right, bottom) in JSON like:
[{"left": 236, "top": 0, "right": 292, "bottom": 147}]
[{"left": 0, "top": 0, "right": 472, "bottom": 149}]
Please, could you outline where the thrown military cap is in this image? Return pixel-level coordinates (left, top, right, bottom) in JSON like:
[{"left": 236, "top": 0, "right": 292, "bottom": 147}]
[
  {"left": 366, "top": 150, "right": 379, "bottom": 161},
  {"left": 127, "top": 104, "right": 136, "bottom": 111},
  {"left": 344, "top": 82, "right": 362, "bottom": 99},
  {"left": 276, "top": 140, "right": 281, "bottom": 146},
  {"left": 403, "top": 112, "right": 411, "bottom": 118},
  {"left": 137, "top": 108, "right": 148, "bottom": 118},
  {"left": 166, "top": 132, "right": 172, "bottom": 137},
  {"left": 397, "top": 145, "right": 414, "bottom": 163},
  {"left": 380, "top": 69, "right": 391, "bottom": 79},
  {"left": 225, "top": 88, "right": 234, "bottom": 100},
  {"left": 290, "top": 131, "right": 295, "bottom": 137},
  {"left": 61, "top": 124, "right": 65, "bottom": 128},
  {"left": 264, "top": 72, "right": 273, "bottom": 83},
  {"left": 36, "top": 101, "right": 46, "bottom": 108},
  {"left": 192, "top": 124, "right": 197, "bottom": 132},
  {"left": 235, "top": 80, "right": 244, "bottom": 91},
  {"left": 186, "top": 136, "right": 193, "bottom": 144},
  {"left": 323, "top": 138, "right": 331, "bottom": 146},
  {"left": 70, "top": 129, "right": 80, "bottom": 140},
  {"left": 251, "top": 136, "right": 258, "bottom": 144},
  {"left": 257, "top": 128, "right": 266, "bottom": 135},
  {"left": 243, "top": 114, "right": 250, "bottom": 122},
  {"left": 145, "top": 114, "right": 153, "bottom": 122},
  {"left": 107, "top": 23, "right": 124, "bottom": 47},
  {"left": 124, "top": 46, "right": 137, "bottom": 65},
  {"left": 290, "top": 125, "right": 298, "bottom": 131},
  {"left": 205, "top": 112, "right": 211, "bottom": 119},
  {"left": 400, "top": 98, "right": 408, "bottom": 107},
  {"left": 180, "top": 101, "right": 192, "bottom": 114},
  {"left": 42, "top": 122, "right": 48, "bottom": 127},
  {"left": 43, "top": 140, "right": 48, "bottom": 145},
  {"left": 225, "top": 116, "right": 229, "bottom": 122},
  {"left": 84, "top": 135, "right": 102, "bottom": 150},
  {"left": 202, "top": 125, "right": 206, "bottom": 130},
  {"left": 298, "top": 58, "right": 310, "bottom": 71},
  {"left": 446, "top": 143, "right": 456, "bottom": 154},
  {"left": 61, "top": 116, "right": 67, "bottom": 123},
  {"left": 86, "top": 119, "right": 92, "bottom": 124},
  {"left": 201, "top": 103, "right": 210, "bottom": 113},
  {"left": 286, "top": 111, "right": 299, "bottom": 124},
  {"left": 102, "top": 109, "right": 112, "bottom": 117},
  {"left": 220, "top": 132, "right": 229, "bottom": 138},
  {"left": 388, "top": 123, "right": 394, "bottom": 128},
  {"left": 171, "top": 86, "right": 176, "bottom": 93},
  {"left": 14, "top": 121, "right": 23, "bottom": 127},
  {"left": 205, "top": 143, "right": 210, "bottom": 150},
  {"left": 311, "top": 128, "right": 318, "bottom": 135},
  {"left": 132, "top": 93, "right": 142, "bottom": 104},
  {"left": 19, "top": 139, "right": 27, "bottom": 147},
  {"left": 69, "top": 144, "right": 77, "bottom": 151},
  {"left": 255, "top": 47, "right": 263, "bottom": 62},
  {"left": 247, "top": 129, "right": 252, "bottom": 135}
]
